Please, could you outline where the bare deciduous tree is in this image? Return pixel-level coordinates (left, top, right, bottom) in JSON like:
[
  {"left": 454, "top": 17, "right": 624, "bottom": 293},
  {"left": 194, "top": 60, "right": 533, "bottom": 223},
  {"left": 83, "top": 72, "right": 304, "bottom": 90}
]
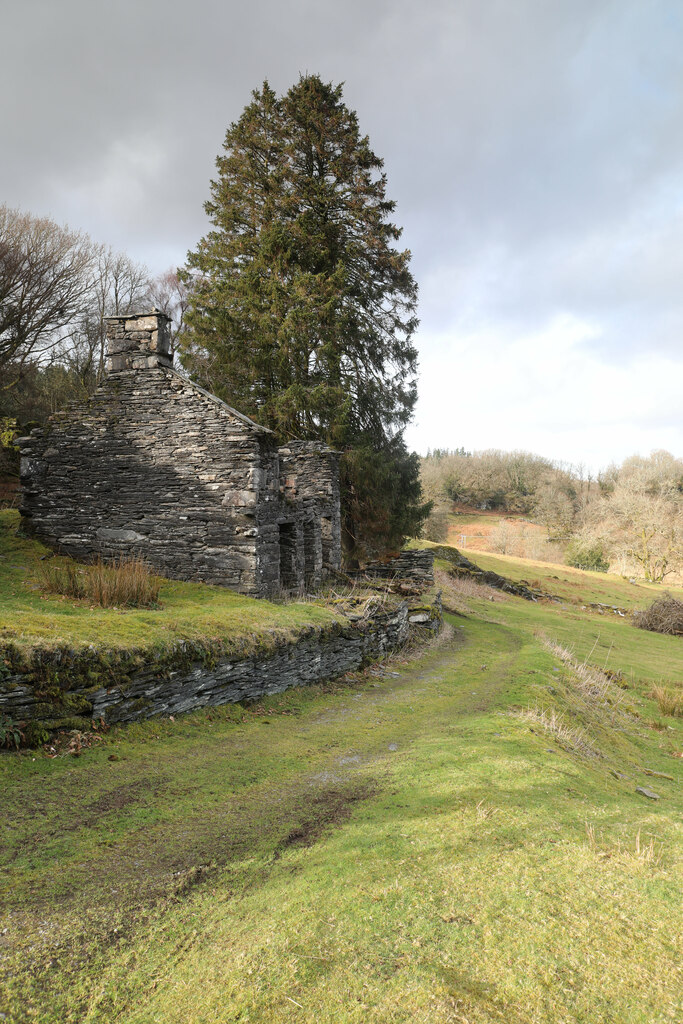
[
  {"left": 579, "top": 451, "right": 683, "bottom": 581},
  {"left": 46, "top": 246, "right": 151, "bottom": 401},
  {"left": 1, "top": 205, "right": 152, "bottom": 421},
  {"left": 0, "top": 205, "right": 96, "bottom": 390},
  {"left": 420, "top": 448, "right": 578, "bottom": 515},
  {"left": 532, "top": 482, "right": 576, "bottom": 539},
  {"left": 145, "top": 269, "right": 190, "bottom": 364}
]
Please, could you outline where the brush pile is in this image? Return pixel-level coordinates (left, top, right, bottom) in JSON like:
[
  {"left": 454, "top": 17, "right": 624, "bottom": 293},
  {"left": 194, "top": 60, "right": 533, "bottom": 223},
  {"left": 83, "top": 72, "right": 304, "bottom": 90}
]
[{"left": 633, "top": 594, "right": 683, "bottom": 635}]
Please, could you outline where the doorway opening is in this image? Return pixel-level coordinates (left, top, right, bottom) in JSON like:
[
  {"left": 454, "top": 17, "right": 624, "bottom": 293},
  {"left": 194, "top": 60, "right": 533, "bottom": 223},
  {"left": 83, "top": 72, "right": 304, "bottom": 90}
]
[{"left": 278, "top": 522, "right": 298, "bottom": 591}]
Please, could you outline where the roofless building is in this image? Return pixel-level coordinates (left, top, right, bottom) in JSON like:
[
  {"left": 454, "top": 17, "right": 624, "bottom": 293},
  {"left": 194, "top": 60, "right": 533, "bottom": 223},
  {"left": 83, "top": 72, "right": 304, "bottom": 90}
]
[{"left": 18, "top": 311, "right": 341, "bottom": 596}]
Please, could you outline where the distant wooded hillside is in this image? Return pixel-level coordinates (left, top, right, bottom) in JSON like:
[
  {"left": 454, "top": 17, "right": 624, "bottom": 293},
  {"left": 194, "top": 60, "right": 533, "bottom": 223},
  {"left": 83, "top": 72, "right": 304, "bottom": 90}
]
[{"left": 420, "top": 448, "right": 683, "bottom": 582}]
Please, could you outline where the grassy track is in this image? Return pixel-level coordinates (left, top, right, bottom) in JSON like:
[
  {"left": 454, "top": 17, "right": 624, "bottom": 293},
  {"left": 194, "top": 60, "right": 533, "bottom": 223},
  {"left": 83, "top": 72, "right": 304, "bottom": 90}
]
[{"left": 1, "top": 549, "right": 682, "bottom": 1022}]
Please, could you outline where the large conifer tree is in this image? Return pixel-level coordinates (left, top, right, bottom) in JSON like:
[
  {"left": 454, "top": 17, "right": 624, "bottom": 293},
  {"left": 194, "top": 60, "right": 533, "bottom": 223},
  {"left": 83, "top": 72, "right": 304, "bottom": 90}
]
[{"left": 181, "top": 75, "right": 429, "bottom": 560}]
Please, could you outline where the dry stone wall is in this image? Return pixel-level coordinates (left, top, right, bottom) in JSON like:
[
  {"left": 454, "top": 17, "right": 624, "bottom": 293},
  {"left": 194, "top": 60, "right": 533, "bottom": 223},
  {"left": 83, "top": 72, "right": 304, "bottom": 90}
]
[
  {"left": 357, "top": 549, "right": 435, "bottom": 592},
  {"left": 276, "top": 441, "right": 342, "bottom": 590},
  {"left": 0, "top": 604, "right": 418, "bottom": 734},
  {"left": 18, "top": 368, "right": 276, "bottom": 592}
]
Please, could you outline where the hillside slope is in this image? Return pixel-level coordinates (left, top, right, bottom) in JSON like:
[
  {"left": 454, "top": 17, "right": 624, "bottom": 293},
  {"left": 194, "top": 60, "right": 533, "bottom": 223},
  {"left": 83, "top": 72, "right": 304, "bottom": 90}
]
[{"left": 1, "top": 545, "right": 682, "bottom": 1023}]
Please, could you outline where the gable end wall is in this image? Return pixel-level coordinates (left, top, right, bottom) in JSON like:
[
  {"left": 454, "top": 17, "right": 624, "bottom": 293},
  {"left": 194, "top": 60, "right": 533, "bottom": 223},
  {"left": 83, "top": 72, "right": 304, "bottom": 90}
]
[{"left": 18, "top": 369, "right": 274, "bottom": 593}]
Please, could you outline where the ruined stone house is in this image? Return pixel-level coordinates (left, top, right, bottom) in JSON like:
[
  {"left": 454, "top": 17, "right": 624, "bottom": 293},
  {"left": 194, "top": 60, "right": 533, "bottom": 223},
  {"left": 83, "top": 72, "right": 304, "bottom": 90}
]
[{"left": 17, "top": 311, "right": 342, "bottom": 596}]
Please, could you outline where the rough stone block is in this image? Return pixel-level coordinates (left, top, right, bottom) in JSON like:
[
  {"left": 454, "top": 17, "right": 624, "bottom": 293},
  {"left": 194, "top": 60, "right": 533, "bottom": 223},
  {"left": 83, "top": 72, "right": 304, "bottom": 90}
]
[
  {"left": 95, "top": 527, "right": 145, "bottom": 543},
  {"left": 222, "top": 489, "right": 257, "bottom": 507},
  {"left": 124, "top": 316, "right": 158, "bottom": 332}
]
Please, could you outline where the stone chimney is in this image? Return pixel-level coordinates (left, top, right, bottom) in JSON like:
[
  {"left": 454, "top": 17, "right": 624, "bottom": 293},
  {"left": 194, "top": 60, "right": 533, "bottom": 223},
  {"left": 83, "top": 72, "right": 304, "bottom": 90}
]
[{"left": 104, "top": 310, "right": 172, "bottom": 372}]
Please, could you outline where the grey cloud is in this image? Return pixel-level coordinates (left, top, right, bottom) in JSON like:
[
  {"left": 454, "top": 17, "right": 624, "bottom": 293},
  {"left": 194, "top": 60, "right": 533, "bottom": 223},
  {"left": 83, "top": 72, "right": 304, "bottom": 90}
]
[{"left": 2, "top": 0, "right": 683, "bottom": 425}]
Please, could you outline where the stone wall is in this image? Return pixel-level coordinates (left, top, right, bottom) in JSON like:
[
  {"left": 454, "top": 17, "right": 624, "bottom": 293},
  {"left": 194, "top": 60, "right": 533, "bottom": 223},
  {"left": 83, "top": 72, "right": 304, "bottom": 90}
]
[
  {"left": 17, "top": 311, "right": 343, "bottom": 597},
  {"left": 429, "top": 545, "right": 549, "bottom": 601},
  {"left": 0, "top": 603, "right": 420, "bottom": 734},
  {"left": 276, "top": 441, "right": 342, "bottom": 590},
  {"left": 18, "top": 367, "right": 277, "bottom": 593},
  {"left": 357, "top": 549, "right": 435, "bottom": 592}
]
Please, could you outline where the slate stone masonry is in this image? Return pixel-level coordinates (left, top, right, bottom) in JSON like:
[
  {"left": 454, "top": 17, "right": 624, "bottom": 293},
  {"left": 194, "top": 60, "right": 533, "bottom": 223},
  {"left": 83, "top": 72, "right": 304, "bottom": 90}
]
[
  {"left": 0, "top": 603, "right": 421, "bottom": 731},
  {"left": 17, "top": 311, "right": 342, "bottom": 597},
  {"left": 356, "top": 549, "right": 435, "bottom": 592}
]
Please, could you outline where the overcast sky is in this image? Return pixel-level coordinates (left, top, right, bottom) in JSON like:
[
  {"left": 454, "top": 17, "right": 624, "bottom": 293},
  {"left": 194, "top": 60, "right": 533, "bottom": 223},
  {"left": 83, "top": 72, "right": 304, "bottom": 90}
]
[{"left": 3, "top": 0, "right": 682, "bottom": 471}]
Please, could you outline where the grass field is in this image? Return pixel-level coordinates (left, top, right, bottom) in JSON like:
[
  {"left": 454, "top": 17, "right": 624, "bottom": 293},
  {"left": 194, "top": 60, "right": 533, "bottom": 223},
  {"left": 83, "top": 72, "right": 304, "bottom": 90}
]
[
  {"left": 446, "top": 544, "right": 683, "bottom": 611},
  {"left": 1, "top": 540, "right": 682, "bottom": 1023},
  {"left": 0, "top": 509, "right": 340, "bottom": 658}
]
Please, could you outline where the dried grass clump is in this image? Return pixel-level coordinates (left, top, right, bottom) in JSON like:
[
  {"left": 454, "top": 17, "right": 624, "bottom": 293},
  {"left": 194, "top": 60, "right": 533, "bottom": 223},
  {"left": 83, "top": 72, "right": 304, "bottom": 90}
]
[
  {"left": 434, "top": 568, "right": 503, "bottom": 614},
  {"left": 542, "top": 639, "right": 629, "bottom": 720},
  {"left": 649, "top": 683, "right": 683, "bottom": 718},
  {"left": 633, "top": 593, "right": 683, "bottom": 636},
  {"left": 511, "top": 705, "right": 599, "bottom": 758},
  {"left": 475, "top": 800, "right": 499, "bottom": 820},
  {"left": 450, "top": 573, "right": 505, "bottom": 601},
  {"left": 585, "top": 821, "right": 663, "bottom": 867},
  {"left": 39, "top": 556, "right": 161, "bottom": 608},
  {"left": 510, "top": 639, "right": 636, "bottom": 759}
]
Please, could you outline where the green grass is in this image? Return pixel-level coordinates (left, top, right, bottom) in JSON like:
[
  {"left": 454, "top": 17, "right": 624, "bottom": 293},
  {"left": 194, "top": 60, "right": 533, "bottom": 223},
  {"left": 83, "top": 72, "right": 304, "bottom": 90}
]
[
  {"left": 429, "top": 553, "right": 683, "bottom": 685},
  {"left": 440, "top": 544, "right": 683, "bottom": 610},
  {"left": 0, "top": 509, "right": 340, "bottom": 657},
  {"left": 1, "top": 541, "right": 682, "bottom": 1023}
]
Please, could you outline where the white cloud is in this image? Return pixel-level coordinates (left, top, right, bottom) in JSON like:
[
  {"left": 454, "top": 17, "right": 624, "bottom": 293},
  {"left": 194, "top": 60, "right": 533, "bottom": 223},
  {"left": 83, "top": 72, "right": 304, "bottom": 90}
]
[{"left": 407, "top": 314, "right": 683, "bottom": 471}]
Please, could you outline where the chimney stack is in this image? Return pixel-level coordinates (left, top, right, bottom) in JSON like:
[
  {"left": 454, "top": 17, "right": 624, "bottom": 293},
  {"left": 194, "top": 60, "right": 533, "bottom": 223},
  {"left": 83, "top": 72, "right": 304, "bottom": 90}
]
[{"left": 104, "top": 310, "right": 172, "bottom": 372}]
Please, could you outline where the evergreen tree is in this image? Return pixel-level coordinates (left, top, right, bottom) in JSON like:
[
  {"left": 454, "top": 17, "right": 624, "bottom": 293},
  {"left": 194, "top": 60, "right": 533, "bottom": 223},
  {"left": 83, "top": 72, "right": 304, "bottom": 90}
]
[{"left": 181, "top": 75, "right": 429, "bottom": 560}]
